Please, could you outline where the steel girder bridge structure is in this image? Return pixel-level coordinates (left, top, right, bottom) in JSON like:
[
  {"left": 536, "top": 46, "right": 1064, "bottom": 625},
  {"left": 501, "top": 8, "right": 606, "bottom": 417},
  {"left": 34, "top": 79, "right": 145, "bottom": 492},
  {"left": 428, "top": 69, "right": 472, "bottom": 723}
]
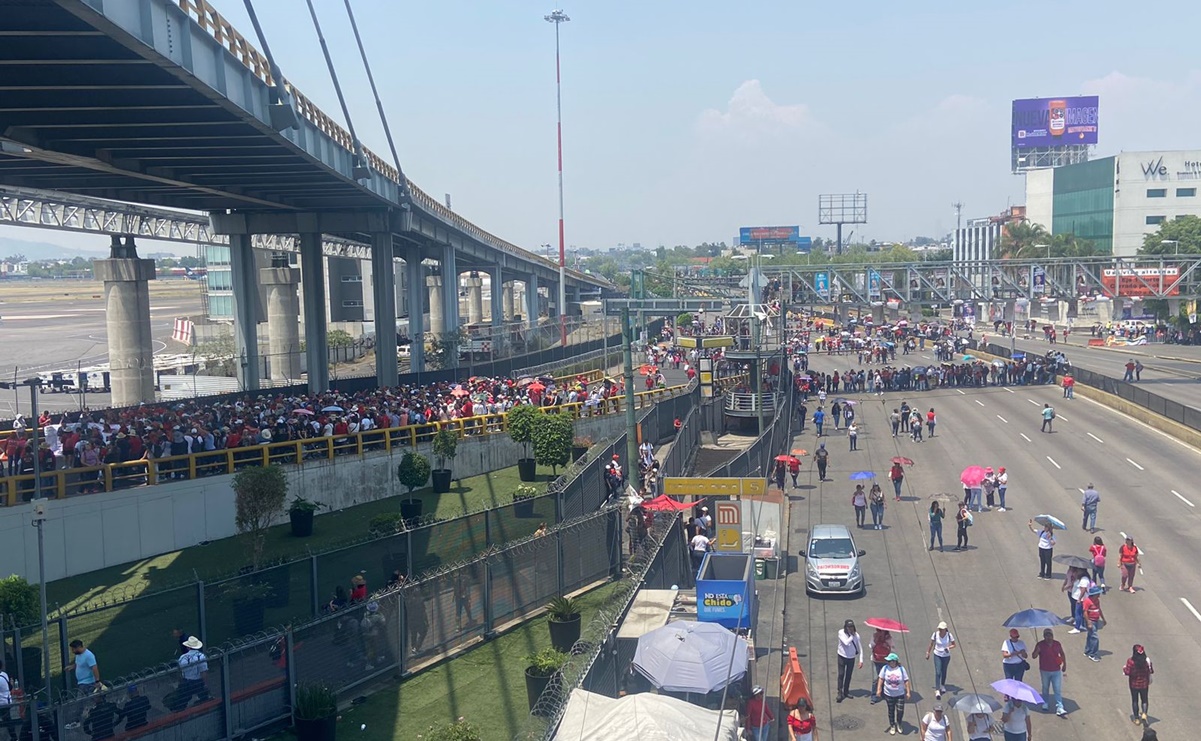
[
  {"left": 0, "top": 0, "right": 613, "bottom": 393},
  {"left": 677, "top": 258, "right": 1201, "bottom": 306}
]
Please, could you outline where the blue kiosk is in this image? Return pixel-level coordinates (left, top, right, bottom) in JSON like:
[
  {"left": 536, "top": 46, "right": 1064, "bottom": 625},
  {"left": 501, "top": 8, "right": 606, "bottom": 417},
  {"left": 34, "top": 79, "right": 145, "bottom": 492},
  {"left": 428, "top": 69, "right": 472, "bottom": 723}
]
[{"left": 695, "top": 552, "right": 755, "bottom": 629}]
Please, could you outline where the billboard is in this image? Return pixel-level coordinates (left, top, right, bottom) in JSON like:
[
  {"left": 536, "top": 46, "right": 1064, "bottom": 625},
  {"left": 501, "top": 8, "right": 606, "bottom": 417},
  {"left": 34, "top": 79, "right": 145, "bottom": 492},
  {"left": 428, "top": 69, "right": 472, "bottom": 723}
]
[
  {"left": 1101, "top": 267, "right": 1180, "bottom": 297},
  {"left": 739, "top": 226, "right": 800, "bottom": 245},
  {"left": 1012, "top": 96, "right": 1099, "bottom": 148}
]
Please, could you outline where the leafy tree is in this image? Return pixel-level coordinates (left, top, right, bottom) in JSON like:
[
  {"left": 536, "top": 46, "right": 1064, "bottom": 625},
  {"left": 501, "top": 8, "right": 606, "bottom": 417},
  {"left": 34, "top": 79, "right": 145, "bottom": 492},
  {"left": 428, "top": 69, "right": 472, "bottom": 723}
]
[
  {"left": 426, "top": 329, "right": 466, "bottom": 370},
  {"left": 676, "top": 312, "right": 693, "bottom": 328},
  {"left": 194, "top": 328, "right": 237, "bottom": 376},
  {"left": 1139, "top": 215, "right": 1201, "bottom": 255},
  {"left": 396, "top": 451, "right": 431, "bottom": 493},
  {"left": 506, "top": 403, "right": 540, "bottom": 459},
  {"left": 232, "top": 465, "right": 288, "bottom": 569},
  {"left": 532, "top": 411, "right": 574, "bottom": 474},
  {"left": 327, "top": 329, "right": 355, "bottom": 349},
  {"left": 432, "top": 427, "right": 458, "bottom": 472},
  {"left": 0, "top": 575, "right": 40, "bottom": 628},
  {"left": 997, "top": 222, "right": 1051, "bottom": 259}
]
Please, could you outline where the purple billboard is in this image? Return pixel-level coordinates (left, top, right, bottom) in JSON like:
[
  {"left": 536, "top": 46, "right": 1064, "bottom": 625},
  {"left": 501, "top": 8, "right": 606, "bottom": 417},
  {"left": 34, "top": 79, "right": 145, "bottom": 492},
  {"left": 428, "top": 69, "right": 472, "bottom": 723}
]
[{"left": 1011, "top": 96, "right": 1099, "bottom": 148}]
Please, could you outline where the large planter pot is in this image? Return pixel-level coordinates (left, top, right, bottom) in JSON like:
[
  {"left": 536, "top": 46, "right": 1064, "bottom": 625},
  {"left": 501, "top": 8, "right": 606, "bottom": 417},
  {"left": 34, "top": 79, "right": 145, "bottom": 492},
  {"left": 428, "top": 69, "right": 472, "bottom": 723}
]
[
  {"left": 399, "top": 498, "right": 423, "bottom": 525},
  {"left": 294, "top": 714, "right": 337, "bottom": 741},
  {"left": 571, "top": 446, "right": 588, "bottom": 461},
  {"left": 232, "top": 597, "right": 266, "bottom": 636},
  {"left": 513, "top": 495, "right": 536, "bottom": 518},
  {"left": 263, "top": 567, "right": 292, "bottom": 609},
  {"left": 548, "top": 614, "right": 582, "bottom": 653},
  {"left": 431, "top": 469, "right": 452, "bottom": 494},
  {"left": 525, "top": 668, "right": 555, "bottom": 715},
  {"left": 19, "top": 646, "right": 43, "bottom": 692},
  {"left": 290, "top": 509, "right": 315, "bottom": 537},
  {"left": 517, "top": 458, "right": 538, "bottom": 482}
]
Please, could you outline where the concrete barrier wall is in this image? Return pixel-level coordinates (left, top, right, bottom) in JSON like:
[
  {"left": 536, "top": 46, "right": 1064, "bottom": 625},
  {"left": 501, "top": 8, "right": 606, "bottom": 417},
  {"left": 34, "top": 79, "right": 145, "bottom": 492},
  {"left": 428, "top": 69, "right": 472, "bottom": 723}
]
[{"left": 5, "top": 412, "right": 628, "bottom": 583}]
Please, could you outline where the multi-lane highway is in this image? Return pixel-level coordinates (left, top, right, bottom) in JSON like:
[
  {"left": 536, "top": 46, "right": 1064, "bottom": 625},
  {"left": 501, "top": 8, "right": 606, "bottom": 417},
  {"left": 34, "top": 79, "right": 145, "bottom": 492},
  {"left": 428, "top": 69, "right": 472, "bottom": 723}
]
[{"left": 775, "top": 348, "right": 1195, "bottom": 739}]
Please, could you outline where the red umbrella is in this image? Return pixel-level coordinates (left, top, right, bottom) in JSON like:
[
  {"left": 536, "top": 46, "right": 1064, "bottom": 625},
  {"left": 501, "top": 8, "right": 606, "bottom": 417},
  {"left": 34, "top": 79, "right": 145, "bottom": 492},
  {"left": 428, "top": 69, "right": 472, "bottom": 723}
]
[
  {"left": 960, "top": 465, "right": 987, "bottom": 486},
  {"left": 641, "top": 495, "right": 703, "bottom": 512},
  {"left": 791, "top": 448, "right": 808, "bottom": 456},
  {"left": 450, "top": 388, "right": 470, "bottom": 398},
  {"left": 774, "top": 455, "right": 800, "bottom": 465},
  {"left": 890, "top": 456, "right": 915, "bottom": 466},
  {"left": 527, "top": 381, "right": 546, "bottom": 393},
  {"left": 863, "top": 617, "right": 910, "bottom": 633}
]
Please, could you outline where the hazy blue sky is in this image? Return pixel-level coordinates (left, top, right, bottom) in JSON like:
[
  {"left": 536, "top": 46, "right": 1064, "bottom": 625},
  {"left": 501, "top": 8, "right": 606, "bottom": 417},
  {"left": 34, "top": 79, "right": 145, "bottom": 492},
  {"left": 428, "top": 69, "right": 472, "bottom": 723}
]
[{"left": 3, "top": 0, "right": 1199, "bottom": 254}]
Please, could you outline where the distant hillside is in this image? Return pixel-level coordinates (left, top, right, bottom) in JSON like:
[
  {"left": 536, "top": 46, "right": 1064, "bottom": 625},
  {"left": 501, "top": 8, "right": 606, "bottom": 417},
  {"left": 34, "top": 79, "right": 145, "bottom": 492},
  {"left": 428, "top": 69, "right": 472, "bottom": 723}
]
[{"left": 0, "top": 235, "right": 110, "bottom": 261}]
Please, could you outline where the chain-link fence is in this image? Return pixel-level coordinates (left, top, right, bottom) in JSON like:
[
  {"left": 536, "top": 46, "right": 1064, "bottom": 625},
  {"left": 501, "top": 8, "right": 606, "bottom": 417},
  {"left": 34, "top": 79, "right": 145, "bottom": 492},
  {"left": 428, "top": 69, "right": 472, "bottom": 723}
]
[{"left": 2, "top": 507, "right": 624, "bottom": 741}]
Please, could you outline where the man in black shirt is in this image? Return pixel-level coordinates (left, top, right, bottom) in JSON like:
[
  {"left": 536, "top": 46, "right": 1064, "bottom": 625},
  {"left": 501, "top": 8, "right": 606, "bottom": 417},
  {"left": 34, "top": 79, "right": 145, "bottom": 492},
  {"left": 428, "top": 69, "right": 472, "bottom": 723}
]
[{"left": 120, "top": 685, "right": 151, "bottom": 730}]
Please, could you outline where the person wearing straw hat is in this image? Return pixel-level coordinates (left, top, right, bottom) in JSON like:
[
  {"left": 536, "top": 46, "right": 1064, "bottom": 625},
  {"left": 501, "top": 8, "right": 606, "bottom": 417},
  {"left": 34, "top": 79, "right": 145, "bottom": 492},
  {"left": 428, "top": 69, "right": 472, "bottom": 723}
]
[{"left": 174, "top": 636, "right": 210, "bottom": 708}]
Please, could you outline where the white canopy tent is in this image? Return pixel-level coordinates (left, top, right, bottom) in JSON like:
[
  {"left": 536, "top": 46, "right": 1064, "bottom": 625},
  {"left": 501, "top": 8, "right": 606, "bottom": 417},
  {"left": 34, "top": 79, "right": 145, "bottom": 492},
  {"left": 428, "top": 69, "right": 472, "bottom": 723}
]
[{"left": 553, "top": 688, "right": 740, "bottom": 741}]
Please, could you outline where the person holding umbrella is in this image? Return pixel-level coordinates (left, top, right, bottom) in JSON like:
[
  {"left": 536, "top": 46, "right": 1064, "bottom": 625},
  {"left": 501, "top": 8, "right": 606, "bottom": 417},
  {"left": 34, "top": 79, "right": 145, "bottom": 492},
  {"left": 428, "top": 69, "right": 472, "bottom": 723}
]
[
  {"left": 889, "top": 461, "right": 906, "bottom": 501},
  {"left": 852, "top": 484, "right": 868, "bottom": 528},
  {"left": 789, "top": 456, "right": 801, "bottom": 488},
  {"left": 1000, "top": 695, "right": 1033, "bottom": 740},
  {"left": 1028, "top": 519, "right": 1058, "bottom": 579},
  {"left": 1123, "top": 644, "right": 1154, "bottom": 724},
  {"left": 952, "top": 694, "right": 1002, "bottom": 740},
  {"left": 869, "top": 482, "right": 886, "bottom": 530},
  {"left": 875, "top": 652, "right": 911, "bottom": 735},
  {"left": 868, "top": 628, "right": 895, "bottom": 704}
]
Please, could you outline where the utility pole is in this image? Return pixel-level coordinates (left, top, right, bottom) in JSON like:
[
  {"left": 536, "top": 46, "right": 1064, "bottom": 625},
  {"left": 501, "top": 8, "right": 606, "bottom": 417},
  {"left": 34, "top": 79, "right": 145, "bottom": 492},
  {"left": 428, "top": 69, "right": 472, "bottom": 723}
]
[
  {"left": 952, "top": 202, "right": 964, "bottom": 233},
  {"left": 621, "top": 307, "right": 638, "bottom": 484},
  {"left": 545, "top": 9, "right": 570, "bottom": 348}
]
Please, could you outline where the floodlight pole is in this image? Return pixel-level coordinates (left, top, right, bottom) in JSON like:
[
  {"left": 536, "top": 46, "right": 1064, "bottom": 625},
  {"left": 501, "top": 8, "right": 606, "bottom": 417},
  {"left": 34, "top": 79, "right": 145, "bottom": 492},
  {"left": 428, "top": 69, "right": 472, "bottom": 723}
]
[{"left": 546, "top": 9, "right": 570, "bottom": 348}]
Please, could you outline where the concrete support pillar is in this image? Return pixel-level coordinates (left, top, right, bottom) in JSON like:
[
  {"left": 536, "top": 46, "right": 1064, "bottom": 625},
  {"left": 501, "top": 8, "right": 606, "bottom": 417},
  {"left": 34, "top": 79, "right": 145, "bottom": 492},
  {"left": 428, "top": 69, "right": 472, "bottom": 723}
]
[
  {"left": 406, "top": 257, "right": 426, "bottom": 373},
  {"left": 260, "top": 259, "right": 302, "bottom": 382},
  {"left": 94, "top": 239, "right": 156, "bottom": 406},
  {"left": 525, "top": 274, "right": 540, "bottom": 330},
  {"left": 229, "top": 234, "right": 261, "bottom": 391},
  {"left": 299, "top": 234, "right": 329, "bottom": 393},
  {"left": 466, "top": 272, "right": 484, "bottom": 324},
  {"left": 427, "top": 275, "right": 445, "bottom": 336},
  {"left": 490, "top": 268, "right": 504, "bottom": 325},
  {"left": 502, "top": 281, "right": 515, "bottom": 321},
  {"left": 371, "top": 233, "right": 399, "bottom": 388},
  {"left": 441, "top": 245, "right": 459, "bottom": 336}
]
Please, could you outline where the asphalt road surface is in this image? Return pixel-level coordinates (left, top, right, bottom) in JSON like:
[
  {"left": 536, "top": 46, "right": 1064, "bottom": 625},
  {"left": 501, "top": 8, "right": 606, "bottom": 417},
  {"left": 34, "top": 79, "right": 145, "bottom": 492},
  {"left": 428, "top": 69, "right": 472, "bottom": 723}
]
[
  {"left": 0, "top": 280, "right": 204, "bottom": 414},
  {"left": 772, "top": 350, "right": 1196, "bottom": 740}
]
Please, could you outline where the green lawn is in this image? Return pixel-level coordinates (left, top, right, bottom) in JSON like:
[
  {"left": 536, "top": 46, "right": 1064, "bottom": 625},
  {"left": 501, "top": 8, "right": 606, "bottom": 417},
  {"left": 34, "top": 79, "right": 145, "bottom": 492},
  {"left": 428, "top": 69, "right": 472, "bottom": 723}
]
[{"left": 279, "top": 582, "right": 621, "bottom": 741}]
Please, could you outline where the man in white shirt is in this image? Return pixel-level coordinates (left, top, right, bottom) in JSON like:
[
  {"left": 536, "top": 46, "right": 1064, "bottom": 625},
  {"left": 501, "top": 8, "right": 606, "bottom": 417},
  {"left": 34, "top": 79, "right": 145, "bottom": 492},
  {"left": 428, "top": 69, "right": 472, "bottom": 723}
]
[
  {"left": 1001, "top": 628, "right": 1029, "bottom": 681},
  {"left": 689, "top": 531, "right": 710, "bottom": 574}
]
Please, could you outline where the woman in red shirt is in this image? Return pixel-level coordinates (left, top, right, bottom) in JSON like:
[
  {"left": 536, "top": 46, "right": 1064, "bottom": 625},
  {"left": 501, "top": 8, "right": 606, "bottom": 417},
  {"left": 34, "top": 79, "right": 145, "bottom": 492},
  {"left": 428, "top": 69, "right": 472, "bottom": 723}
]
[
  {"left": 1123, "top": 644, "right": 1153, "bottom": 724},
  {"left": 1119, "top": 536, "right": 1141, "bottom": 592},
  {"left": 787, "top": 697, "right": 817, "bottom": 741}
]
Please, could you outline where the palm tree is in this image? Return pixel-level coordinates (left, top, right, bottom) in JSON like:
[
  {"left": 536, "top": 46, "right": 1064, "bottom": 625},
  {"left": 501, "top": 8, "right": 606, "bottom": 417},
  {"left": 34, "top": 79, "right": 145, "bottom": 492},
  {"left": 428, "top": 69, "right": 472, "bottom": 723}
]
[{"left": 997, "top": 222, "right": 1050, "bottom": 259}]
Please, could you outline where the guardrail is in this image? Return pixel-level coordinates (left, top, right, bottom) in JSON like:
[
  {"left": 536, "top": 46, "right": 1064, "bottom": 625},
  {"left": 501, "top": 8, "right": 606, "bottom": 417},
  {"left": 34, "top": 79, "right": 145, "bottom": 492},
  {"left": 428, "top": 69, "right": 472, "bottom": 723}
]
[
  {"left": 724, "top": 391, "right": 780, "bottom": 414},
  {"left": 0, "top": 384, "right": 688, "bottom": 506}
]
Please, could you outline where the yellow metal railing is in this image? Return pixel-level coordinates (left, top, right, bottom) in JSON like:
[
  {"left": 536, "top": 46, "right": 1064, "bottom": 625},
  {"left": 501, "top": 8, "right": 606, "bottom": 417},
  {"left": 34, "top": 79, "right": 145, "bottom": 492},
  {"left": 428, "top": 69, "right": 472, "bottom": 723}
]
[{"left": 0, "top": 383, "right": 687, "bottom": 506}]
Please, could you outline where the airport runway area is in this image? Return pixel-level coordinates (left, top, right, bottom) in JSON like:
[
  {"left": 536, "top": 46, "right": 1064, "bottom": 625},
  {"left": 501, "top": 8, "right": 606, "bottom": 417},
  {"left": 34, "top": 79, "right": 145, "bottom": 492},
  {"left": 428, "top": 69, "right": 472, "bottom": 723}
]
[
  {"left": 775, "top": 349, "right": 1196, "bottom": 740},
  {"left": 0, "top": 279, "right": 204, "bottom": 415}
]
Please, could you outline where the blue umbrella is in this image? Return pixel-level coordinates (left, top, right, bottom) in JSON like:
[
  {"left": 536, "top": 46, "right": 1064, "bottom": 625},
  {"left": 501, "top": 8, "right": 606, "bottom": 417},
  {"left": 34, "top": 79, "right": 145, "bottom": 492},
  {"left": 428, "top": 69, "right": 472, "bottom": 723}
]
[
  {"left": 1002, "top": 609, "right": 1066, "bottom": 629},
  {"left": 849, "top": 471, "right": 876, "bottom": 480},
  {"left": 1034, "top": 514, "right": 1067, "bottom": 530},
  {"left": 989, "top": 679, "right": 1043, "bottom": 705}
]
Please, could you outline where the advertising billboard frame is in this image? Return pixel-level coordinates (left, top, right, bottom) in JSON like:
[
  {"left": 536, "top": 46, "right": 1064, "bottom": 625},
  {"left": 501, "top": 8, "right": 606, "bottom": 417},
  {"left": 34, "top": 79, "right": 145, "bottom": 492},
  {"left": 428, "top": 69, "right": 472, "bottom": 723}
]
[{"left": 1011, "top": 96, "right": 1099, "bottom": 149}]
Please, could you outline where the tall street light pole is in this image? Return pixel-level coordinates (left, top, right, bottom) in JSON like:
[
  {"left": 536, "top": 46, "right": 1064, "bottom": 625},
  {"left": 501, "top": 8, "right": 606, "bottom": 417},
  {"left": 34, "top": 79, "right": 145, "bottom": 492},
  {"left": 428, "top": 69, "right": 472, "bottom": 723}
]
[{"left": 545, "top": 9, "right": 570, "bottom": 348}]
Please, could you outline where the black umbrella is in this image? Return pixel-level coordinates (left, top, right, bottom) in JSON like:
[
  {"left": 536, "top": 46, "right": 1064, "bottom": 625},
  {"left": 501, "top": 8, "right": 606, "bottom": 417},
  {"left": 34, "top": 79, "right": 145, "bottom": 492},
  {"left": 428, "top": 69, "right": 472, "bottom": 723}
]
[{"left": 1053, "top": 554, "right": 1094, "bottom": 571}]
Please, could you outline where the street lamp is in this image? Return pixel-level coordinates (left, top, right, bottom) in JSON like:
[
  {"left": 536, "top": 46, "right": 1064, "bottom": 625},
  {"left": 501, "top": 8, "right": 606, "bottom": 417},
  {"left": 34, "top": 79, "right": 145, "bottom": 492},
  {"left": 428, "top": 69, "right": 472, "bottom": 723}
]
[
  {"left": 545, "top": 9, "right": 570, "bottom": 348},
  {"left": 1162, "top": 239, "right": 1180, "bottom": 255}
]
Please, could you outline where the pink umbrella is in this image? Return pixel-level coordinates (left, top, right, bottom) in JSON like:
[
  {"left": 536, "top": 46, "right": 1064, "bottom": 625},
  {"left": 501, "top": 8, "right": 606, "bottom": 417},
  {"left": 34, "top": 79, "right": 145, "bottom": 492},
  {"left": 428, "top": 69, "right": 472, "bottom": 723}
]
[{"left": 960, "top": 466, "right": 987, "bottom": 486}]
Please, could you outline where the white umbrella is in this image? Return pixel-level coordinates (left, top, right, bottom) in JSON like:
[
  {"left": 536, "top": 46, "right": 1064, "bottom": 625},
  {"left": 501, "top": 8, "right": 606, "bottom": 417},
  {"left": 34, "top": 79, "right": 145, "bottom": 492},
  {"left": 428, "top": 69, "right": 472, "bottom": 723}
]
[
  {"left": 321, "top": 405, "right": 344, "bottom": 413},
  {"left": 951, "top": 693, "right": 1002, "bottom": 714},
  {"left": 632, "top": 620, "right": 748, "bottom": 694}
]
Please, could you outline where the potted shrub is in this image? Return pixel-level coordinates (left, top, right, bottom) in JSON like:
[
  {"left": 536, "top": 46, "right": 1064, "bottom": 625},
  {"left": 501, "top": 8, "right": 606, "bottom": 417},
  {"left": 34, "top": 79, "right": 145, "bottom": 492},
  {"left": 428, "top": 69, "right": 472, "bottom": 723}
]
[
  {"left": 524, "top": 647, "right": 568, "bottom": 715},
  {"left": 0, "top": 575, "right": 44, "bottom": 691},
  {"left": 368, "top": 512, "right": 406, "bottom": 537},
  {"left": 507, "top": 404, "right": 540, "bottom": 481},
  {"left": 227, "top": 579, "right": 273, "bottom": 636},
  {"left": 512, "top": 484, "right": 539, "bottom": 518},
  {"left": 232, "top": 465, "right": 288, "bottom": 570},
  {"left": 288, "top": 495, "right": 326, "bottom": 538},
  {"left": 293, "top": 681, "right": 338, "bottom": 741},
  {"left": 546, "top": 596, "right": 582, "bottom": 653},
  {"left": 396, "top": 451, "right": 431, "bottom": 523},
  {"left": 430, "top": 427, "right": 458, "bottom": 494},
  {"left": 533, "top": 411, "right": 573, "bottom": 475},
  {"left": 571, "top": 435, "right": 593, "bottom": 462},
  {"left": 425, "top": 719, "right": 483, "bottom": 741}
]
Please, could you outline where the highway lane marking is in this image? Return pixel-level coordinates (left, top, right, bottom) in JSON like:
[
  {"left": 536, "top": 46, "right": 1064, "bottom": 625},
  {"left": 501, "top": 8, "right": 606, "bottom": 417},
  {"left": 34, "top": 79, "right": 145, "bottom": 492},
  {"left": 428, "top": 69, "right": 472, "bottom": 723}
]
[
  {"left": 1087, "top": 432, "right": 1104, "bottom": 444},
  {"left": 1020, "top": 433, "right": 1032, "bottom": 442},
  {"left": 1003, "top": 387, "right": 1014, "bottom": 393},
  {"left": 975, "top": 400, "right": 985, "bottom": 407},
  {"left": 1127, "top": 458, "right": 1145, "bottom": 471},
  {"left": 1046, "top": 456, "right": 1061, "bottom": 469},
  {"left": 1027, "top": 399, "right": 1040, "bottom": 406},
  {"left": 996, "top": 415, "right": 1008, "bottom": 423},
  {"left": 1172, "top": 490, "right": 1196, "bottom": 507},
  {"left": 1056, "top": 413, "right": 1069, "bottom": 421},
  {"left": 1181, "top": 598, "right": 1201, "bottom": 623},
  {"left": 957, "top": 389, "right": 966, "bottom": 395}
]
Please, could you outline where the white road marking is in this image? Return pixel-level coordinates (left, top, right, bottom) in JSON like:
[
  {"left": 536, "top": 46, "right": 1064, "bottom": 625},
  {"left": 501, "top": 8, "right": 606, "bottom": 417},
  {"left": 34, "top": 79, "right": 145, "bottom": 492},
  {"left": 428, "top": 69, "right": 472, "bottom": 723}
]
[
  {"left": 1181, "top": 598, "right": 1201, "bottom": 623},
  {"left": 1127, "top": 458, "right": 1145, "bottom": 471},
  {"left": 1027, "top": 399, "right": 1040, "bottom": 406},
  {"left": 1003, "top": 387, "right": 1014, "bottom": 394},
  {"left": 996, "top": 415, "right": 1008, "bottom": 424},
  {"left": 1172, "top": 490, "right": 1196, "bottom": 507},
  {"left": 1047, "top": 456, "right": 1061, "bottom": 469},
  {"left": 1020, "top": 433, "right": 1032, "bottom": 442},
  {"left": 975, "top": 400, "right": 985, "bottom": 407},
  {"left": 1086, "top": 432, "right": 1105, "bottom": 444},
  {"left": 1056, "top": 413, "right": 1069, "bottom": 421},
  {"left": 1119, "top": 532, "right": 1146, "bottom": 554},
  {"left": 957, "top": 389, "right": 966, "bottom": 395}
]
